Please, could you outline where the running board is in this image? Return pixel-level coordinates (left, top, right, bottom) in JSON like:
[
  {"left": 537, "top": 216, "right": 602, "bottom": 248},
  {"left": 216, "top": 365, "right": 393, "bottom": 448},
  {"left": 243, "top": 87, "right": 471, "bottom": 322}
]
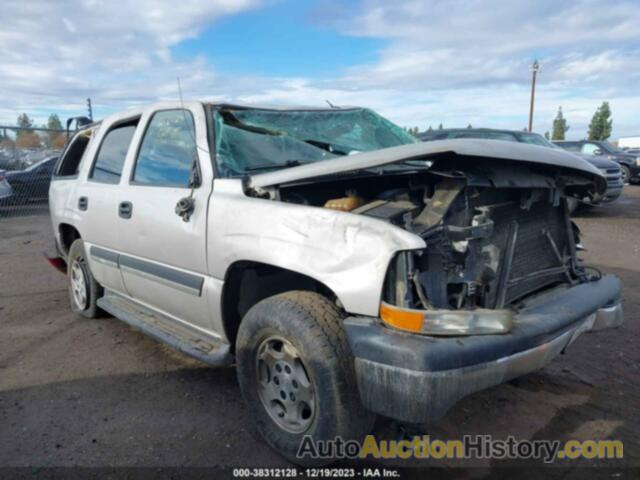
[{"left": 97, "top": 292, "right": 233, "bottom": 366}]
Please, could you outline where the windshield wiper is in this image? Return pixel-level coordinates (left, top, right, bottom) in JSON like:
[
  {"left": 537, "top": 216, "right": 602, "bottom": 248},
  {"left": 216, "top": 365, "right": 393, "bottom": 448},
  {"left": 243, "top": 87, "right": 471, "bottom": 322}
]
[
  {"left": 220, "top": 110, "right": 349, "bottom": 155},
  {"left": 302, "top": 139, "right": 349, "bottom": 155}
]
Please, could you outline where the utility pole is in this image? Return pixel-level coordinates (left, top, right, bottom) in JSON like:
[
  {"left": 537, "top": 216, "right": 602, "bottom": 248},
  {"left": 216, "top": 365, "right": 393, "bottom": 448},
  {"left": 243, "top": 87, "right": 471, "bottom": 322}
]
[
  {"left": 86, "top": 98, "right": 93, "bottom": 121},
  {"left": 528, "top": 60, "right": 539, "bottom": 132}
]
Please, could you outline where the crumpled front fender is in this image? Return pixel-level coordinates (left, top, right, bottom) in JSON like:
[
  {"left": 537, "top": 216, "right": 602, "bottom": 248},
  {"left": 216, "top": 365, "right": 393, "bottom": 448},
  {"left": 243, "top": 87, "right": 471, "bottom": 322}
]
[{"left": 208, "top": 179, "right": 425, "bottom": 316}]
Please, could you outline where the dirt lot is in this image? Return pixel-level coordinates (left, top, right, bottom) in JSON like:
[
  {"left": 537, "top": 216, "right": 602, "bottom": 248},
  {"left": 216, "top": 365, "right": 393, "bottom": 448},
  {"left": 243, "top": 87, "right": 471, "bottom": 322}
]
[{"left": 0, "top": 190, "right": 638, "bottom": 478}]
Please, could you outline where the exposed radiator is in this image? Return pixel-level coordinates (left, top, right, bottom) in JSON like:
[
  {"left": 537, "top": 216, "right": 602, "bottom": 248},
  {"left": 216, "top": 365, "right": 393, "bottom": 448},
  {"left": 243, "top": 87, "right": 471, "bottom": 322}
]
[{"left": 485, "top": 200, "right": 570, "bottom": 306}]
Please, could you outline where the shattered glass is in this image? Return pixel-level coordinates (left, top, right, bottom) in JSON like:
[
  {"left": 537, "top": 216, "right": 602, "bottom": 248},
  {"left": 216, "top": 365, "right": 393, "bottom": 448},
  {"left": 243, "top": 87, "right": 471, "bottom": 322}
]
[{"left": 212, "top": 107, "right": 417, "bottom": 176}]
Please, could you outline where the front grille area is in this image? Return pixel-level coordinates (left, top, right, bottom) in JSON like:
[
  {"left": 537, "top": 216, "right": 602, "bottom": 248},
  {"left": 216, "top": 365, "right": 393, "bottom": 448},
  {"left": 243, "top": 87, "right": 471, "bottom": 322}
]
[
  {"left": 600, "top": 167, "right": 623, "bottom": 188},
  {"left": 484, "top": 200, "right": 570, "bottom": 306}
]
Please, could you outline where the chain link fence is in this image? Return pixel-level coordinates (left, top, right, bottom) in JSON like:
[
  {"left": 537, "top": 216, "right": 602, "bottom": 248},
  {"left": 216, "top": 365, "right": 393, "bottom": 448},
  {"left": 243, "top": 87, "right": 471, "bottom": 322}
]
[{"left": 0, "top": 126, "right": 68, "bottom": 217}]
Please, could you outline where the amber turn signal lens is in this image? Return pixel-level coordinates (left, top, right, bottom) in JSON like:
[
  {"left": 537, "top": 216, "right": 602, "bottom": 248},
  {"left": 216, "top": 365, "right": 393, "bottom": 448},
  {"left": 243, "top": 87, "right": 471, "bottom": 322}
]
[{"left": 379, "top": 302, "right": 424, "bottom": 332}]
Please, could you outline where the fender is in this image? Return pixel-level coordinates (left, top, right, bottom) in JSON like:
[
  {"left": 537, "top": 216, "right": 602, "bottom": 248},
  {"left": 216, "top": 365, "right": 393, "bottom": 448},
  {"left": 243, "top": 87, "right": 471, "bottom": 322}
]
[{"left": 208, "top": 179, "right": 425, "bottom": 317}]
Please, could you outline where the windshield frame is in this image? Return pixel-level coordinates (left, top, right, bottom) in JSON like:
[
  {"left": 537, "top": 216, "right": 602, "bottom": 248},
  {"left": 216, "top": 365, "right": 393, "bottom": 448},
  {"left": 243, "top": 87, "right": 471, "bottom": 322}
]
[{"left": 599, "top": 140, "right": 624, "bottom": 154}]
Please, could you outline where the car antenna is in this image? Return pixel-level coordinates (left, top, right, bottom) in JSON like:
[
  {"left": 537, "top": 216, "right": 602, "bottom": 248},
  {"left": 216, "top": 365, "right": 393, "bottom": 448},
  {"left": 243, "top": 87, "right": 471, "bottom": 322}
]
[
  {"left": 325, "top": 99, "right": 337, "bottom": 108},
  {"left": 176, "top": 76, "right": 208, "bottom": 157}
]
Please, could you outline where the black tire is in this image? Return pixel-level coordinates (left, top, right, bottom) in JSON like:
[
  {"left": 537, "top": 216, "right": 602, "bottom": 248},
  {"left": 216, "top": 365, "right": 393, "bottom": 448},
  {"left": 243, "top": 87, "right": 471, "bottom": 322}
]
[
  {"left": 236, "top": 291, "right": 375, "bottom": 466},
  {"left": 621, "top": 165, "right": 630, "bottom": 185},
  {"left": 67, "top": 239, "right": 104, "bottom": 318}
]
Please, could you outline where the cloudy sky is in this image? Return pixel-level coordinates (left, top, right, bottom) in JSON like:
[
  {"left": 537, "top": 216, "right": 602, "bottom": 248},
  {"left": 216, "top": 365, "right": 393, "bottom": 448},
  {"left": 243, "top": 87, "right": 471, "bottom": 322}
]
[{"left": 1, "top": 0, "right": 639, "bottom": 138}]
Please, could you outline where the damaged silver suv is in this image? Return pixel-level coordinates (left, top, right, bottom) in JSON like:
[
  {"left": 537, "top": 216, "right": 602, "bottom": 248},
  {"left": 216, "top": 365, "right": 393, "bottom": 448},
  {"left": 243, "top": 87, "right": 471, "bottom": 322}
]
[{"left": 49, "top": 102, "right": 623, "bottom": 464}]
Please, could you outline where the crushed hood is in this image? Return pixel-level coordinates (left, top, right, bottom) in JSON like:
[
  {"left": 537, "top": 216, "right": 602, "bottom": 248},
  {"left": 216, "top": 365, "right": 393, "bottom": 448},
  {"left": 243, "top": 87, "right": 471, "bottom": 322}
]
[{"left": 248, "top": 139, "right": 606, "bottom": 193}]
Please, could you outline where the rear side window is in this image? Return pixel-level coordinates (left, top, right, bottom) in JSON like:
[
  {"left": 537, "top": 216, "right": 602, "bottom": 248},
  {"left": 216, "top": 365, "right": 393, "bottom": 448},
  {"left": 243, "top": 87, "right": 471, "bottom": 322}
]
[
  {"left": 451, "top": 131, "right": 517, "bottom": 141},
  {"left": 557, "top": 142, "right": 580, "bottom": 152},
  {"left": 90, "top": 121, "right": 138, "bottom": 184},
  {"left": 132, "top": 110, "right": 197, "bottom": 187},
  {"left": 56, "top": 129, "right": 93, "bottom": 177}
]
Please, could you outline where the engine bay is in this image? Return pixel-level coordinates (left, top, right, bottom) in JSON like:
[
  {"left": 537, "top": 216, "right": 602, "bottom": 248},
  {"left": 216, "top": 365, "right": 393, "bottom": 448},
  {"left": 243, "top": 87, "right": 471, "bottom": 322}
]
[{"left": 276, "top": 165, "right": 591, "bottom": 312}]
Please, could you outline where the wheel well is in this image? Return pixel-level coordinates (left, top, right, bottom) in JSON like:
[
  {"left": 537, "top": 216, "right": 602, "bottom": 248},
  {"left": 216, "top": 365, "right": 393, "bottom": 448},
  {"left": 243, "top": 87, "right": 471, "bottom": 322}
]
[
  {"left": 221, "top": 261, "right": 338, "bottom": 349},
  {"left": 58, "top": 223, "right": 81, "bottom": 256}
]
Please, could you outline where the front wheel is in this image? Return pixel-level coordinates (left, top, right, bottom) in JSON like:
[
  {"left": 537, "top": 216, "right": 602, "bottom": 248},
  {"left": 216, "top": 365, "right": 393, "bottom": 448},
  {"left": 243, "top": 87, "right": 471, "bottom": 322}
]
[
  {"left": 236, "top": 291, "right": 375, "bottom": 466},
  {"left": 621, "top": 165, "right": 630, "bottom": 185},
  {"left": 67, "top": 239, "right": 104, "bottom": 318}
]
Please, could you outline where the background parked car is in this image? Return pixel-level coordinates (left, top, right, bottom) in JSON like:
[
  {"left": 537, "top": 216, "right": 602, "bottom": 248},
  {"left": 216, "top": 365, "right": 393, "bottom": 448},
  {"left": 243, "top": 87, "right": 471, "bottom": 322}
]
[
  {"left": 0, "top": 170, "right": 12, "bottom": 202},
  {"left": 554, "top": 140, "right": 640, "bottom": 185},
  {"left": 623, "top": 147, "right": 640, "bottom": 156},
  {"left": 0, "top": 156, "right": 58, "bottom": 205},
  {"left": 419, "top": 128, "right": 624, "bottom": 209}
]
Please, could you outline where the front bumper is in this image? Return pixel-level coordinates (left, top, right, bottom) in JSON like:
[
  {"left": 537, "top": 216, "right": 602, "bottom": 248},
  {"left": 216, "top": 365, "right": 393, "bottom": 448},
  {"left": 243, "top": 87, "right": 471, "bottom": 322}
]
[
  {"left": 601, "top": 184, "right": 623, "bottom": 203},
  {"left": 345, "top": 275, "right": 623, "bottom": 423}
]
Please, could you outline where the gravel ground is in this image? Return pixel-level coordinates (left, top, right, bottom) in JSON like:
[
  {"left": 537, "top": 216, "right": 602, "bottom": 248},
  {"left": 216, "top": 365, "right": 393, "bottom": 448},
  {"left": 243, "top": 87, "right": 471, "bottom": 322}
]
[{"left": 0, "top": 190, "right": 638, "bottom": 479}]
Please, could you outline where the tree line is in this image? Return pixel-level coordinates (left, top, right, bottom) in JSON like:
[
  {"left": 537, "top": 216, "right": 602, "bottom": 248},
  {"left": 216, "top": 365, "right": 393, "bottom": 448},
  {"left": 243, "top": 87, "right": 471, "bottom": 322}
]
[
  {"left": 405, "top": 101, "right": 614, "bottom": 141},
  {"left": 0, "top": 113, "right": 68, "bottom": 149}
]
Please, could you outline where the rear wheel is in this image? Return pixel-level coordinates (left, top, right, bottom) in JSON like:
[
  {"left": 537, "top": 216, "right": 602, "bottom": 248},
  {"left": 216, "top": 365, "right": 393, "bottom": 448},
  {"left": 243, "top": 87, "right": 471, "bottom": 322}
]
[
  {"left": 236, "top": 291, "right": 374, "bottom": 465},
  {"left": 67, "top": 239, "right": 104, "bottom": 318}
]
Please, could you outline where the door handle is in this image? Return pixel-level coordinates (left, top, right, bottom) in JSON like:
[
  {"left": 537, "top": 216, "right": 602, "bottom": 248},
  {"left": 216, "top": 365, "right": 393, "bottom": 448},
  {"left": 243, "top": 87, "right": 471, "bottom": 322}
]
[
  {"left": 119, "top": 201, "right": 133, "bottom": 219},
  {"left": 78, "top": 196, "right": 88, "bottom": 211}
]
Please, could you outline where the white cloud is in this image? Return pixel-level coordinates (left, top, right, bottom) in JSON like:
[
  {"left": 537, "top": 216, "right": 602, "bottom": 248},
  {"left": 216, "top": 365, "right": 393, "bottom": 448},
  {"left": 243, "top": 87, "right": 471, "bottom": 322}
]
[
  {"left": 319, "top": 0, "right": 640, "bottom": 137},
  {"left": 0, "top": 0, "right": 639, "bottom": 139},
  {"left": 0, "top": 0, "right": 262, "bottom": 124}
]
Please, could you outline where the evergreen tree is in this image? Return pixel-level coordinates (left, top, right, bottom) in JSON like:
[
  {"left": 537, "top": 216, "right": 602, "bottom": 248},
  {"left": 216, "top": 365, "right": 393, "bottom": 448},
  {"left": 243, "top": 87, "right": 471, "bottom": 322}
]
[
  {"left": 551, "top": 106, "right": 569, "bottom": 140},
  {"left": 47, "top": 113, "right": 63, "bottom": 131},
  {"left": 16, "top": 113, "right": 34, "bottom": 138},
  {"left": 587, "top": 102, "right": 613, "bottom": 141},
  {"left": 438, "top": 123, "right": 443, "bottom": 130},
  {"left": 404, "top": 126, "right": 421, "bottom": 136},
  {"left": 45, "top": 113, "right": 64, "bottom": 147},
  {"left": 467, "top": 124, "right": 472, "bottom": 129}
]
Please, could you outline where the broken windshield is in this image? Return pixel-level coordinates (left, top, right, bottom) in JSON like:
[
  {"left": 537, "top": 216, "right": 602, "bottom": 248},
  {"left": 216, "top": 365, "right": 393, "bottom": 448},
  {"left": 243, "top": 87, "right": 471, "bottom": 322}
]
[{"left": 212, "top": 107, "right": 418, "bottom": 176}]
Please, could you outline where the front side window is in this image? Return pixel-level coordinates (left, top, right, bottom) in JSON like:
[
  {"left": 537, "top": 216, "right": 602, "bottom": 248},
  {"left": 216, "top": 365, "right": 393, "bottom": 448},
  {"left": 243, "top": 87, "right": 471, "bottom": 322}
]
[
  {"left": 212, "top": 107, "right": 417, "bottom": 176},
  {"left": 581, "top": 143, "right": 600, "bottom": 155},
  {"left": 90, "top": 122, "right": 138, "bottom": 183},
  {"left": 132, "top": 110, "right": 197, "bottom": 187}
]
